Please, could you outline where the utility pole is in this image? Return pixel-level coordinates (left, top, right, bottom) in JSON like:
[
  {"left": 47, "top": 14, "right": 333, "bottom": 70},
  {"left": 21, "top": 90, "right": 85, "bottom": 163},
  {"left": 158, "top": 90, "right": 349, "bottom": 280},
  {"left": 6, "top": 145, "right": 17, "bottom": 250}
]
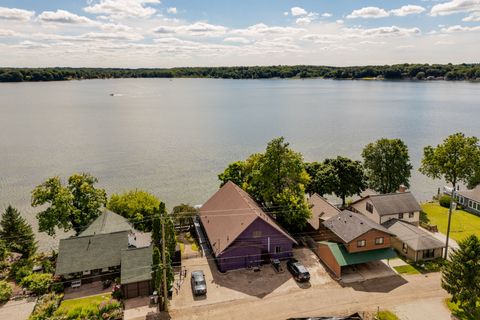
[
  {"left": 444, "top": 186, "right": 456, "bottom": 259},
  {"left": 162, "top": 215, "right": 168, "bottom": 312}
]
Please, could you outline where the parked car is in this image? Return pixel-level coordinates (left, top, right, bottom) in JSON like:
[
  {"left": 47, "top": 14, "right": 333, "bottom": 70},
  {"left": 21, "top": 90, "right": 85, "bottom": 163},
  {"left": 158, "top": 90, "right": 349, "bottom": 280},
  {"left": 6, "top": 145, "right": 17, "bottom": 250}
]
[
  {"left": 191, "top": 270, "right": 207, "bottom": 296},
  {"left": 287, "top": 258, "right": 310, "bottom": 282}
]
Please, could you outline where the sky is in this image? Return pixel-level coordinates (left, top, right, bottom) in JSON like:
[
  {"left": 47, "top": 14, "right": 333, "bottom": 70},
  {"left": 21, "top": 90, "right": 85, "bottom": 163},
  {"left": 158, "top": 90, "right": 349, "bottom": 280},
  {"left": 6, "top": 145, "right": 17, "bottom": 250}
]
[{"left": 0, "top": 0, "right": 479, "bottom": 67}]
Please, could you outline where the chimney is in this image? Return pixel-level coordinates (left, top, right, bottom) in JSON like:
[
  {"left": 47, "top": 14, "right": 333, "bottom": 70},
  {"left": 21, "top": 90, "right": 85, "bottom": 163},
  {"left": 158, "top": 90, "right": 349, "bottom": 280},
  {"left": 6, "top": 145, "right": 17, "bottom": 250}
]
[{"left": 398, "top": 184, "right": 407, "bottom": 193}]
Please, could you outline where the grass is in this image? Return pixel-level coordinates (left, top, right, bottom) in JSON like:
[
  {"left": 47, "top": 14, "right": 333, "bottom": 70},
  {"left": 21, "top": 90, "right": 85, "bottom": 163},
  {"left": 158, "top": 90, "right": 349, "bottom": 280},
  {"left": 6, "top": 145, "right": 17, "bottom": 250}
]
[
  {"left": 393, "top": 265, "right": 421, "bottom": 275},
  {"left": 376, "top": 310, "right": 400, "bottom": 320},
  {"left": 421, "top": 202, "right": 480, "bottom": 242},
  {"left": 56, "top": 293, "right": 112, "bottom": 314},
  {"left": 190, "top": 242, "right": 199, "bottom": 252},
  {"left": 445, "top": 298, "right": 480, "bottom": 319}
]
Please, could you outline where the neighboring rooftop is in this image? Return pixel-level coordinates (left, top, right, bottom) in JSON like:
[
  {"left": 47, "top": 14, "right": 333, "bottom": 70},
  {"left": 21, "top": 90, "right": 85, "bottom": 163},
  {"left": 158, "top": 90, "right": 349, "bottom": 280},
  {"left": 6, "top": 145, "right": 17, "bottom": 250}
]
[
  {"left": 120, "top": 246, "right": 153, "bottom": 285},
  {"left": 307, "top": 194, "right": 341, "bottom": 229},
  {"left": 322, "top": 210, "right": 393, "bottom": 243},
  {"left": 458, "top": 186, "right": 480, "bottom": 203},
  {"left": 354, "top": 192, "right": 421, "bottom": 216},
  {"left": 318, "top": 241, "right": 396, "bottom": 266},
  {"left": 80, "top": 209, "right": 134, "bottom": 236},
  {"left": 199, "top": 181, "right": 296, "bottom": 255},
  {"left": 56, "top": 231, "right": 129, "bottom": 276},
  {"left": 382, "top": 219, "right": 444, "bottom": 251}
]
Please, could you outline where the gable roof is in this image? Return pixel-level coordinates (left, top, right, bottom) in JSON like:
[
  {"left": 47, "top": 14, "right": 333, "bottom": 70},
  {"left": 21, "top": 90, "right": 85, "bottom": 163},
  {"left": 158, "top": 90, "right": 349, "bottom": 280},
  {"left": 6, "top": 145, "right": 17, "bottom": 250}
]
[
  {"left": 307, "top": 194, "right": 341, "bottom": 229},
  {"left": 56, "top": 231, "right": 129, "bottom": 276},
  {"left": 120, "top": 245, "right": 153, "bottom": 285},
  {"left": 79, "top": 209, "right": 134, "bottom": 236},
  {"left": 382, "top": 219, "right": 444, "bottom": 251},
  {"left": 458, "top": 186, "right": 480, "bottom": 203},
  {"left": 199, "top": 181, "right": 296, "bottom": 255},
  {"left": 322, "top": 210, "right": 393, "bottom": 243},
  {"left": 353, "top": 192, "right": 421, "bottom": 216}
]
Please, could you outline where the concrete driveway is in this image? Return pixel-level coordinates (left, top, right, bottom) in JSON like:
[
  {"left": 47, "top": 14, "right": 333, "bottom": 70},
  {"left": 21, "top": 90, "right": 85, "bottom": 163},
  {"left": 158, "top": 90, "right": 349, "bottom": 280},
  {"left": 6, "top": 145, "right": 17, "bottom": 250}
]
[
  {"left": 0, "top": 297, "right": 36, "bottom": 320},
  {"left": 341, "top": 260, "right": 397, "bottom": 284},
  {"left": 394, "top": 297, "right": 451, "bottom": 320}
]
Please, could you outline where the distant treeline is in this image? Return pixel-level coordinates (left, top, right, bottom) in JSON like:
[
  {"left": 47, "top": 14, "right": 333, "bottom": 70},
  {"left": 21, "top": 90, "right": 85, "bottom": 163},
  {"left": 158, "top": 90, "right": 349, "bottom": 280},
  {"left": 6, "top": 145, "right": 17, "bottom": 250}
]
[{"left": 1, "top": 64, "right": 480, "bottom": 82}]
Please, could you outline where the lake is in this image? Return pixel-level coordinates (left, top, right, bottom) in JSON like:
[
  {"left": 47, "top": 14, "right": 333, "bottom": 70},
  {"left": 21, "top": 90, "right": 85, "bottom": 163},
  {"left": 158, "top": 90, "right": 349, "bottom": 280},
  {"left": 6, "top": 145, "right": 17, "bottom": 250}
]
[{"left": 1, "top": 78, "right": 479, "bottom": 249}]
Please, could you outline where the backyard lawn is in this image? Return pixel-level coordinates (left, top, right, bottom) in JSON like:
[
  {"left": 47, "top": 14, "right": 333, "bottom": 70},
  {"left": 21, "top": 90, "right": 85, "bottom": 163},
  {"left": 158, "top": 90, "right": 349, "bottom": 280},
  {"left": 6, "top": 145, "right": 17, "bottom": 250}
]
[
  {"left": 421, "top": 203, "right": 480, "bottom": 242},
  {"left": 393, "top": 265, "right": 420, "bottom": 275},
  {"left": 56, "top": 293, "right": 112, "bottom": 314}
]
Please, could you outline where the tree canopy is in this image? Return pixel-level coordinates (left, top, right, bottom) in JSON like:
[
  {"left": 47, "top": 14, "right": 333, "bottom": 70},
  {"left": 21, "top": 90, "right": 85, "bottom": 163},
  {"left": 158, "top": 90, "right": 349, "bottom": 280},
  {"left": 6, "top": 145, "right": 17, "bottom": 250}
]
[
  {"left": 0, "top": 206, "right": 37, "bottom": 258},
  {"left": 172, "top": 203, "right": 196, "bottom": 227},
  {"left": 362, "top": 138, "right": 413, "bottom": 194},
  {"left": 218, "top": 137, "right": 311, "bottom": 231},
  {"left": 442, "top": 235, "right": 480, "bottom": 319},
  {"left": 31, "top": 173, "right": 107, "bottom": 236},
  {"left": 420, "top": 133, "right": 480, "bottom": 189},
  {"left": 107, "top": 190, "right": 161, "bottom": 232}
]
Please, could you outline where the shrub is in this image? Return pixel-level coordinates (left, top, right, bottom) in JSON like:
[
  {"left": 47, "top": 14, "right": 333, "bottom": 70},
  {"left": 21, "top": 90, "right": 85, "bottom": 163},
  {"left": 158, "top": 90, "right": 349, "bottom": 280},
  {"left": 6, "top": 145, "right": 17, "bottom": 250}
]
[
  {"left": 439, "top": 195, "right": 452, "bottom": 208},
  {"left": 51, "top": 282, "right": 64, "bottom": 294},
  {"left": 29, "top": 293, "right": 63, "bottom": 320},
  {"left": 0, "top": 280, "right": 12, "bottom": 303},
  {"left": 21, "top": 273, "right": 53, "bottom": 295},
  {"left": 12, "top": 262, "right": 33, "bottom": 283}
]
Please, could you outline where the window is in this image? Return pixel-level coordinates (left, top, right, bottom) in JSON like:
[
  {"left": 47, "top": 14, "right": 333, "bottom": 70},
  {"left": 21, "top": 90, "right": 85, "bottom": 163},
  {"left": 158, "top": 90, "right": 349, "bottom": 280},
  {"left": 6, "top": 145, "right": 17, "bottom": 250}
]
[
  {"left": 469, "top": 200, "right": 473, "bottom": 208},
  {"left": 275, "top": 246, "right": 282, "bottom": 253},
  {"left": 252, "top": 231, "right": 262, "bottom": 238},
  {"left": 357, "top": 240, "right": 366, "bottom": 247},
  {"left": 375, "top": 237, "right": 384, "bottom": 245},
  {"left": 402, "top": 243, "right": 408, "bottom": 253},
  {"left": 366, "top": 202, "right": 373, "bottom": 213},
  {"left": 409, "top": 212, "right": 414, "bottom": 218},
  {"left": 423, "top": 249, "right": 435, "bottom": 259},
  {"left": 399, "top": 213, "right": 404, "bottom": 219}
]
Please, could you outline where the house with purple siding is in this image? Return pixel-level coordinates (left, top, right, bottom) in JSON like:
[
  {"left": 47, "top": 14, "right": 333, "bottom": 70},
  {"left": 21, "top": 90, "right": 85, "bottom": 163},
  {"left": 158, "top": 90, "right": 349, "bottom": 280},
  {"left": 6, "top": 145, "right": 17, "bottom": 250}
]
[{"left": 199, "top": 181, "right": 297, "bottom": 272}]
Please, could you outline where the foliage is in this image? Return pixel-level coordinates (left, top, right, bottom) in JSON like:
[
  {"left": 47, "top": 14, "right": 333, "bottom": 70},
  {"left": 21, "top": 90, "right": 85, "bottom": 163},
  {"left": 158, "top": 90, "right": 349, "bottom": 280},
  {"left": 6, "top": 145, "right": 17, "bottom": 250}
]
[
  {"left": 446, "top": 298, "right": 480, "bottom": 320},
  {"left": 0, "top": 280, "right": 12, "bottom": 303},
  {"left": 325, "top": 157, "right": 367, "bottom": 205},
  {"left": 152, "top": 246, "right": 161, "bottom": 292},
  {"left": 439, "top": 195, "right": 452, "bottom": 208},
  {"left": 20, "top": 273, "right": 53, "bottom": 295},
  {"left": 442, "top": 235, "right": 480, "bottom": 319},
  {"left": 0, "top": 239, "right": 7, "bottom": 262},
  {"left": 11, "top": 259, "right": 33, "bottom": 283},
  {"left": 218, "top": 161, "right": 246, "bottom": 187},
  {"left": 54, "top": 293, "right": 122, "bottom": 320},
  {"left": 421, "top": 203, "right": 480, "bottom": 242},
  {"left": 31, "top": 173, "right": 107, "bottom": 236},
  {"left": 420, "top": 133, "right": 480, "bottom": 190},
  {"left": 0, "top": 205, "right": 37, "bottom": 258},
  {"left": 362, "top": 138, "right": 413, "bottom": 194},
  {"left": 305, "top": 161, "right": 337, "bottom": 196},
  {"left": 171, "top": 203, "right": 196, "bottom": 227},
  {"left": 376, "top": 310, "right": 400, "bottom": 320},
  {"left": 107, "top": 190, "right": 160, "bottom": 231},
  {"left": 1, "top": 64, "right": 480, "bottom": 82},
  {"left": 29, "top": 293, "right": 63, "bottom": 320}
]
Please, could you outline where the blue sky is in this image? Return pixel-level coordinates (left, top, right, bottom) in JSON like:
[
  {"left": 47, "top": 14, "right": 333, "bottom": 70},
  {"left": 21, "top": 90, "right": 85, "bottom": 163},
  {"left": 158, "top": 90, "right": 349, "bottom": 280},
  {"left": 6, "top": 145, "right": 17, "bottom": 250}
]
[{"left": 0, "top": 0, "right": 479, "bottom": 67}]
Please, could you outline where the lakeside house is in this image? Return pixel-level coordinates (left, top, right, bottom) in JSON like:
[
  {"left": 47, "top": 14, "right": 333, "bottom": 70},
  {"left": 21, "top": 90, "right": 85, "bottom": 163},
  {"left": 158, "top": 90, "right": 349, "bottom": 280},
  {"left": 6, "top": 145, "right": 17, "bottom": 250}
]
[
  {"left": 55, "top": 210, "right": 153, "bottom": 299},
  {"left": 456, "top": 186, "right": 480, "bottom": 215},
  {"left": 382, "top": 219, "right": 444, "bottom": 261},
  {"left": 306, "top": 194, "right": 341, "bottom": 241},
  {"left": 199, "top": 181, "right": 297, "bottom": 272},
  {"left": 314, "top": 210, "right": 396, "bottom": 279},
  {"left": 349, "top": 192, "right": 421, "bottom": 226}
]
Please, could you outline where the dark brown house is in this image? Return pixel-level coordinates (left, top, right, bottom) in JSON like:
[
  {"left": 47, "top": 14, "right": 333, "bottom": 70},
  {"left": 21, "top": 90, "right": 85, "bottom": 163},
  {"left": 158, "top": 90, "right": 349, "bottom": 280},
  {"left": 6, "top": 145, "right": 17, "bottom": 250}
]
[{"left": 314, "top": 210, "right": 396, "bottom": 278}]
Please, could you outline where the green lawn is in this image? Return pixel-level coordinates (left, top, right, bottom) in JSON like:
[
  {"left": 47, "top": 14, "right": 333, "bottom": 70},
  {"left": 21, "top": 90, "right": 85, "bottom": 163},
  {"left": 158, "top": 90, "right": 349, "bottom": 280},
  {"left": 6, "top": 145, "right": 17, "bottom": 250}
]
[
  {"left": 393, "top": 265, "right": 421, "bottom": 275},
  {"left": 56, "top": 293, "right": 112, "bottom": 314},
  {"left": 421, "top": 203, "right": 480, "bottom": 242},
  {"left": 376, "top": 310, "right": 400, "bottom": 320}
]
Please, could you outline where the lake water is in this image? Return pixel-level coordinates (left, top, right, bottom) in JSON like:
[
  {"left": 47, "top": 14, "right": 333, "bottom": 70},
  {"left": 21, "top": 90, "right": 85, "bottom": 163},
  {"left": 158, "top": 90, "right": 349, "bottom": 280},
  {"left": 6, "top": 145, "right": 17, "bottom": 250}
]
[{"left": 1, "top": 78, "right": 479, "bottom": 249}]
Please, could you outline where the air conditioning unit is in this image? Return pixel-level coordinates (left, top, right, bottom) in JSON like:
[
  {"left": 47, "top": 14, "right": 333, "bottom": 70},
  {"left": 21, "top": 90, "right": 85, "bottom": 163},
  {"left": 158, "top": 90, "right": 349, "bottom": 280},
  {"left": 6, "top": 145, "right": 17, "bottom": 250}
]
[{"left": 83, "top": 270, "right": 91, "bottom": 276}]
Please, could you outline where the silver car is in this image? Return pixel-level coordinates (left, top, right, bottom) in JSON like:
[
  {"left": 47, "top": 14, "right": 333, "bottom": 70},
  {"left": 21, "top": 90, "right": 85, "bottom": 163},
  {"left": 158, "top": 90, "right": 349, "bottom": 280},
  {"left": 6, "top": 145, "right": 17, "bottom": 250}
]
[{"left": 191, "top": 270, "right": 207, "bottom": 296}]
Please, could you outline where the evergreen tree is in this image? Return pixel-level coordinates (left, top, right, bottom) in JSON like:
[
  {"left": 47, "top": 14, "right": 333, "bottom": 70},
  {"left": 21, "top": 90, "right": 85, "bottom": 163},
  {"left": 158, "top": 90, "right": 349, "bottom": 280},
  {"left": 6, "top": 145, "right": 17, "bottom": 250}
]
[{"left": 0, "top": 206, "right": 37, "bottom": 258}]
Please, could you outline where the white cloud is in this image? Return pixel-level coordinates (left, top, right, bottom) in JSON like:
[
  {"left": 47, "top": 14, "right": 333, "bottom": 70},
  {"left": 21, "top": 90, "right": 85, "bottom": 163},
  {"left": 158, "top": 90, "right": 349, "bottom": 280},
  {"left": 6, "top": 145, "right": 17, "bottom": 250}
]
[
  {"left": 84, "top": 0, "right": 160, "bottom": 18},
  {"left": 16, "top": 40, "right": 50, "bottom": 49},
  {"left": 441, "top": 24, "right": 480, "bottom": 32},
  {"left": 154, "top": 22, "right": 228, "bottom": 37},
  {"left": 283, "top": 11, "right": 289, "bottom": 16},
  {"left": 291, "top": 7, "right": 308, "bottom": 16},
  {"left": 223, "top": 37, "right": 250, "bottom": 44},
  {"left": 296, "top": 17, "right": 314, "bottom": 25},
  {"left": 167, "top": 7, "right": 177, "bottom": 14},
  {"left": 347, "top": 26, "right": 421, "bottom": 38},
  {"left": 347, "top": 7, "right": 389, "bottom": 19},
  {"left": 431, "top": 0, "right": 480, "bottom": 16},
  {"left": 390, "top": 5, "right": 426, "bottom": 16},
  {"left": 0, "top": 6, "right": 35, "bottom": 21},
  {"left": 232, "top": 23, "right": 305, "bottom": 37},
  {"left": 463, "top": 11, "right": 480, "bottom": 21},
  {"left": 322, "top": 13, "right": 333, "bottom": 17},
  {"left": 37, "top": 10, "right": 95, "bottom": 24},
  {"left": 0, "top": 28, "right": 19, "bottom": 37}
]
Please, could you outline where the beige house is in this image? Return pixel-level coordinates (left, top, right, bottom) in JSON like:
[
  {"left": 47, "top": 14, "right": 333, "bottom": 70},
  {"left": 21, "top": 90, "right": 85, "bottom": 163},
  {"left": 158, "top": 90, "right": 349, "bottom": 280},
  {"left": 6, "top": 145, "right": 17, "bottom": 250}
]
[
  {"left": 350, "top": 192, "right": 421, "bottom": 226},
  {"left": 307, "top": 194, "right": 341, "bottom": 231}
]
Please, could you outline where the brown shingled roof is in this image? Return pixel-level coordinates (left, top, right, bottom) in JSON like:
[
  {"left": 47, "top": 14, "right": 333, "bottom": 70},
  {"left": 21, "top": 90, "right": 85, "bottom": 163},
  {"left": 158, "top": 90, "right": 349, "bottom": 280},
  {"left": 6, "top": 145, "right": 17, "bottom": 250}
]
[
  {"left": 307, "top": 194, "right": 341, "bottom": 229},
  {"left": 199, "top": 181, "right": 296, "bottom": 255}
]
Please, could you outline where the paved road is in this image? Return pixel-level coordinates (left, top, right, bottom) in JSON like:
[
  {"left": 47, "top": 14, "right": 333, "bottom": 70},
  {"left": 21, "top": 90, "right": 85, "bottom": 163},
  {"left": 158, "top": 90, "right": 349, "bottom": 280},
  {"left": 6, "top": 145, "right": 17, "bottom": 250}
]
[
  {"left": 170, "top": 273, "right": 448, "bottom": 320},
  {"left": 0, "top": 298, "right": 36, "bottom": 320}
]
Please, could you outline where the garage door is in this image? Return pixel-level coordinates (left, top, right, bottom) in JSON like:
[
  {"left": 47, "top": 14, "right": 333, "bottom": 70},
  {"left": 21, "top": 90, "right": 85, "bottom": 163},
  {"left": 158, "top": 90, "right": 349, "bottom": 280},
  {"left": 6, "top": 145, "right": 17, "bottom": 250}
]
[
  {"left": 126, "top": 283, "right": 138, "bottom": 299},
  {"left": 138, "top": 281, "right": 150, "bottom": 296}
]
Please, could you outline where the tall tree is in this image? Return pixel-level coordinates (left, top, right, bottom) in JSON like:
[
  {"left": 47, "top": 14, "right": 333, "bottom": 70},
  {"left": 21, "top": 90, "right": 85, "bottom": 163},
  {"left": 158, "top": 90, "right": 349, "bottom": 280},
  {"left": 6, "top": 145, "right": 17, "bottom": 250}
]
[
  {"left": 218, "top": 161, "right": 246, "bottom": 188},
  {"left": 305, "top": 162, "right": 336, "bottom": 197},
  {"left": 325, "top": 157, "right": 367, "bottom": 206},
  {"left": 362, "top": 138, "right": 413, "bottom": 194},
  {"left": 107, "top": 190, "right": 161, "bottom": 232},
  {"left": 172, "top": 204, "right": 196, "bottom": 227},
  {"left": 31, "top": 173, "right": 106, "bottom": 236},
  {"left": 0, "top": 206, "right": 37, "bottom": 258},
  {"left": 420, "top": 133, "right": 480, "bottom": 258},
  {"left": 442, "top": 235, "right": 480, "bottom": 319}
]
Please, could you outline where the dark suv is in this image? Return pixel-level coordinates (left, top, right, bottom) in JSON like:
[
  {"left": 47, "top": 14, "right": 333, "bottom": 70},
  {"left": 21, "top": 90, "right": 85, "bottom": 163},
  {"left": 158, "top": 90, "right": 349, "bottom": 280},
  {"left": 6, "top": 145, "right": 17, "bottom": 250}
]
[
  {"left": 287, "top": 258, "right": 310, "bottom": 282},
  {"left": 190, "top": 270, "right": 207, "bottom": 296}
]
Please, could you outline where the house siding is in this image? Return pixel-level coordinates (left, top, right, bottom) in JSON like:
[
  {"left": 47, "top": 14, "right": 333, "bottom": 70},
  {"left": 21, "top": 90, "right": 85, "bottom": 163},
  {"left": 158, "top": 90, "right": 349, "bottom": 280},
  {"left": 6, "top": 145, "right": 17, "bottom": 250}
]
[
  {"left": 457, "top": 195, "right": 480, "bottom": 216},
  {"left": 215, "top": 218, "right": 294, "bottom": 272},
  {"left": 390, "top": 237, "right": 443, "bottom": 262},
  {"left": 351, "top": 198, "right": 420, "bottom": 226},
  {"left": 315, "top": 243, "right": 341, "bottom": 279},
  {"left": 346, "top": 230, "right": 391, "bottom": 253}
]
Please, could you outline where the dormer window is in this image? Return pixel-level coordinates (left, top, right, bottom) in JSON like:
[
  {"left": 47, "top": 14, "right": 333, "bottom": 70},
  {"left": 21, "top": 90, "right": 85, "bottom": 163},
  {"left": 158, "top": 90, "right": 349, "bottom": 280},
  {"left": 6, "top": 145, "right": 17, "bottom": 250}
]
[{"left": 366, "top": 202, "right": 373, "bottom": 213}]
